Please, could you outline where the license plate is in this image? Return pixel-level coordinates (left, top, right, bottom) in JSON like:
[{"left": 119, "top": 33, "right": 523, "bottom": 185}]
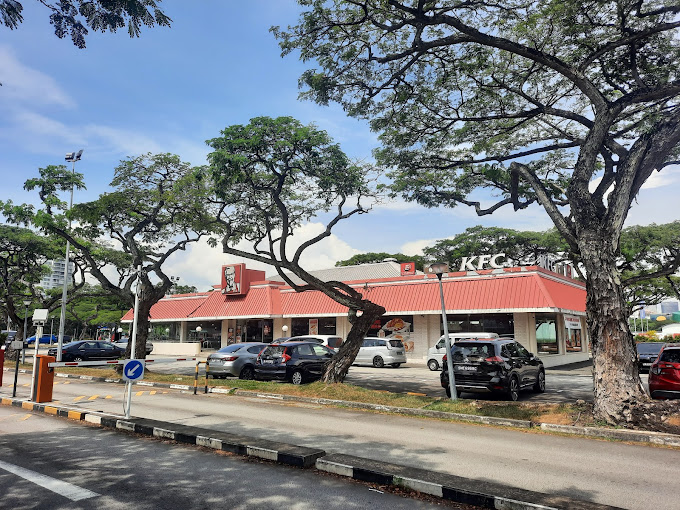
[
  {"left": 262, "top": 359, "right": 274, "bottom": 364},
  {"left": 396, "top": 351, "right": 403, "bottom": 355},
  {"left": 643, "top": 362, "right": 652, "bottom": 366},
  {"left": 458, "top": 365, "right": 476, "bottom": 371}
]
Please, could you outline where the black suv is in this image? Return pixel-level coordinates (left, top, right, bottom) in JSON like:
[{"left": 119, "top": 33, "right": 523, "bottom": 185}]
[
  {"left": 254, "top": 341, "right": 334, "bottom": 385},
  {"left": 440, "top": 338, "right": 545, "bottom": 401},
  {"left": 636, "top": 342, "right": 664, "bottom": 372}
]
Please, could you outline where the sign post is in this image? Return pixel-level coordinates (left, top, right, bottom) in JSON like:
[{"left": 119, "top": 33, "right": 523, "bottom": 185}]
[{"left": 124, "top": 265, "right": 143, "bottom": 419}]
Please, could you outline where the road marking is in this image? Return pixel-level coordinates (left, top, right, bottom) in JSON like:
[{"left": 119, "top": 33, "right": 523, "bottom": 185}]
[
  {"left": 63, "top": 381, "right": 70, "bottom": 385},
  {"left": 73, "top": 396, "right": 85, "bottom": 402},
  {"left": 136, "top": 391, "right": 144, "bottom": 396},
  {"left": 88, "top": 395, "right": 99, "bottom": 401},
  {"left": 150, "top": 391, "right": 156, "bottom": 395},
  {"left": 105, "top": 396, "right": 112, "bottom": 399},
  {"left": 21, "top": 414, "right": 31, "bottom": 421},
  {"left": 0, "top": 459, "right": 99, "bottom": 501}
]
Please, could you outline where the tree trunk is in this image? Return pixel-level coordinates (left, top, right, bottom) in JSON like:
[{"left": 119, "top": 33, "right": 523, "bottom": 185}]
[
  {"left": 322, "top": 302, "right": 386, "bottom": 383},
  {"left": 580, "top": 232, "right": 648, "bottom": 424}
]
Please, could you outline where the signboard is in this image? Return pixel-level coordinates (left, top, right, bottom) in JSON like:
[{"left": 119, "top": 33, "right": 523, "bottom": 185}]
[
  {"left": 309, "top": 319, "right": 319, "bottom": 335},
  {"left": 221, "top": 264, "right": 246, "bottom": 295},
  {"left": 123, "top": 359, "right": 145, "bottom": 382},
  {"left": 11, "top": 340, "right": 24, "bottom": 350},
  {"left": 459, "top": 254, "right": 507, "bottom": 271},
  {"left": 400, "top": 262, "right": 416, "bottom": 276},
  {"left": 564, "top": 315, "right": 582, "bottom": 330}
]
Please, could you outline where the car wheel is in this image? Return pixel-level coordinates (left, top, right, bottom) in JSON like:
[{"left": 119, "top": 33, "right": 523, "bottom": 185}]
[
  {"left": 507, "top": 376, "right": 520, "bottom": 401},
  {"left": 427, "top": 359, "right": 439, "bottom": 371},
  {"left": 239, "top": 366, "right": 255, "bottom": 380},
  {"left": 73, "top": 356, "right": 83, "bottom": 362},
  {"left": 291, "top": 370, "right": 303, "bottom": 385},
  {"left": 533, "top": 370, "right": 546, "bottom": 393},
  {"left": 390, "top": 363, "right": 401, "bottom": 368},
  {"left": 372, "top": 356, "right": 385, "bottom": 368}
]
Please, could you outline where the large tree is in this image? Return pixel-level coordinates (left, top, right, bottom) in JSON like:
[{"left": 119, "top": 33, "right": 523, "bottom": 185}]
[
  {"left": 16, "top": 154, "right": 222, "bottom": 359},
  {"left": 0, "top": 0, "right": 170, "bottom": 48},
  {"left": 335, "top": 252, "right": 426, "bottom": 271},
  {"left": 206, "top": 116, "right": 384, "bottom": 383},
  {"left": 278, "top": 1, "right": 680, "bottom": 425}
]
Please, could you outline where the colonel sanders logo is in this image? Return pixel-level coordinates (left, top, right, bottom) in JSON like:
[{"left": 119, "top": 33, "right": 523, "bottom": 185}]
[{"left": 223, "top": 265, "right": 239, "bottom": 294}]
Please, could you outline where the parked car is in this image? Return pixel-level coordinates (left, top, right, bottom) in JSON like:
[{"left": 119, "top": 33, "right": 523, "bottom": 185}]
[
  {"left": 636, "top": 342, "right": 664, "bottom": 372},
  {"left": 1, "top": 330, "right": 17, "bottom": 349},
  {"left": 427, "top": 332, "right": 499, "bottom": 371},
  {"left": 287, "top": 335, "right": 344, "bottom": 350},
  {"left": 440, "top": 338, "right": 545, "bottom": 401},
  {"left": 26, "top": 334, "right": 71, "bottom": 345},
  {"left": 353, "top": 337, "right": 406, "bottom": 368},
  {"left": 254, "top": 341, "right": 335, "bottom": 385},
  {"left": 648, "top": 343, "right": 680, "bottom": 399},
  {"left": 207, "top": 342, "right": 267, "bottom": 380},
  {"left": 47, "top": 340, "right": 125, "bottom": 362},
  {"left": 113, "top": 339, "right": 154, "bottom": 356}
]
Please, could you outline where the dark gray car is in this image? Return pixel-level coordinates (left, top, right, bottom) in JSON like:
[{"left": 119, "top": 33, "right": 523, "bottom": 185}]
[{"left": 207, "top": 342, "right": 267, "bottom": 380}]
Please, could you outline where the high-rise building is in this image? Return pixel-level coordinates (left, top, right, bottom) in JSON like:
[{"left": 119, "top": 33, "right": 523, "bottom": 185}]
[
  {"left": 39, "top": 259, "right": 75, "bottom": 290},
  {"left": 660, "top": 300, "right": 680, "bottom": 314}
]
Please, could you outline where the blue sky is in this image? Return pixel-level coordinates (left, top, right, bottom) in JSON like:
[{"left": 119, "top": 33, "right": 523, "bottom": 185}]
[{"left": 1, "top": 1, "right": 679, "bottom": 290}]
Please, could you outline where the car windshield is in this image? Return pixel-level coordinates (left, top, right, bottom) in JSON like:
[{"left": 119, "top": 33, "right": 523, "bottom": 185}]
[
  {"left": 261, "top": 346, "right": 286, "bottom": 358},
  {"left": 659, "top": 349, "right": 680, "bottom": 363},
  {"left": 62, "top": 342, "right": 80, "bottom": 348},
  {"left": 389, "top": 340, "right": 403, "bottom": 348},
  {"left": 451, "top": 343, "right": 494, "bottom": 361},
  {"left": 217, "top": 344, "right": 243, "bottom": 354},
  {"left": 636, "top": 343, "right": 664, "bottom": 354}
]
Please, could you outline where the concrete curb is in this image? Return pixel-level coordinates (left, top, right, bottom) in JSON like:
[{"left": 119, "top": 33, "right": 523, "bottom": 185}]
[
  {"left": 1, "top": 395, "right": 624, "bottom": 510},
  {"left": 4, "top": 367, "right": 680, "bottom": 447},
  {"left": 316, "top": 453, "right": 624, "bottom": 510}
]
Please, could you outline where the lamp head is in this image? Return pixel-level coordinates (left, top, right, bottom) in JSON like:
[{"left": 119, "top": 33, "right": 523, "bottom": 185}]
[{"left": 427, "top": 262, "right": 449, "bottom": 276}]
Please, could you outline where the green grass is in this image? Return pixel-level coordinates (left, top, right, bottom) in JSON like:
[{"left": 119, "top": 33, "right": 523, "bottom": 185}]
[{"left": 3, "top": 359, "right": 586, "bottom": 425}]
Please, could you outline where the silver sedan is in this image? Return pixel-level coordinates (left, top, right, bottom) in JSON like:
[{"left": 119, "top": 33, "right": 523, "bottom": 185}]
[{"left": 207, "top": 342, "right": 268, "bottom": 380}]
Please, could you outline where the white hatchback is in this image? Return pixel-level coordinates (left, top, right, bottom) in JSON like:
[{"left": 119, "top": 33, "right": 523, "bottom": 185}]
[
  {"left": 354, "top": 338, "right": 407, "bottom": 368},
  {"left": 287, "top": 335, "right": 344, "bottom": 350}
]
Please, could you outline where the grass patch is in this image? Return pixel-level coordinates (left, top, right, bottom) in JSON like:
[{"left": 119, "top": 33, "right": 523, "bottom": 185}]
[{"left": 3, "top": 360, "right": 590, "bottom": 427}]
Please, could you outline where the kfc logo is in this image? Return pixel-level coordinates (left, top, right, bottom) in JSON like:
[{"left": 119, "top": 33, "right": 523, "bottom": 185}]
[{"left": 221, "top": 264, "right": 244, "bottom": 294}]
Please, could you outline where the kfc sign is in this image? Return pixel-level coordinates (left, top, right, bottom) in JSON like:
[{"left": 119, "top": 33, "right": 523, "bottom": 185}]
[
  {"left": 400, "top": 262, "right": 416, "bottom": 276},
  {"left": 222, "top": 264, "right": 245, "bottom": 295},
  {"left": 459, "top": 253, "right": 507, "bottom": 271}
]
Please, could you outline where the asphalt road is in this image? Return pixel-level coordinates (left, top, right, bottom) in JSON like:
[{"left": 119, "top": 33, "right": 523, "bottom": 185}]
[
  {"left": 3, "top": 372, "right": 677, "bottom": 510},
  {"left": 0, "top": 405, "right": 459, "bottom": 510}
]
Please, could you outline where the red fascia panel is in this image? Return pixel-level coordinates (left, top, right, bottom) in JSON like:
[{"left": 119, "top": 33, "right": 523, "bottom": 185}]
[
  {"left": 190, "top": 286, "right": 282, "bottom": 318},
  {"left": 121, "top": 294, "right": 211, "bottom": 321}
]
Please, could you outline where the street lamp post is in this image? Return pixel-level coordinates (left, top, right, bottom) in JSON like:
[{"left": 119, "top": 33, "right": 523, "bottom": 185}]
[
  {"left": 429, "top": 262, "right": 457, "bottom": 401},
  {"left": 20, "top": 300, "right": 31, "bottom": 364},
  {"left": 14, "top": 299, "right": 31, "bottom": 397},
  {"left": 57, "top": 149, "right": 83, "bottom": 362}
]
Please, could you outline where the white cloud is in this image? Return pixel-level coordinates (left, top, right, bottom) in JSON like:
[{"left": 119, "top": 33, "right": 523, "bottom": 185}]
[
  {"left": 400, "top": 238, "right": 440, "bottom": 256},
  {"left": 0, "top": 46, "right": 75, "bottom": 108},
  {"left": 163, "top": 222, "right": 362, "bottom": 290}
]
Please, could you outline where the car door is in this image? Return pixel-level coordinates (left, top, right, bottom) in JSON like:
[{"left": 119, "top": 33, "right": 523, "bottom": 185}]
[
  {"left": 293, "top": 343, "right": 316, "bottom": 378},
  {"left": 501, "top": 342, "right": 526, "bottom": 383},
  {"left": 513, "top": 342, "right": 539, "bottom": 385},
  {"left": 98, "top": 341, "right": 119, "bottom": 360},
  {"left": 78, "top": 341, "right": 99, "bottom": 360},
  {"left": 433, "top": 337, "right": 447, "bottom": 362},
  {"left": 310, "top": 344, "right": 334, "bottom": 379}
]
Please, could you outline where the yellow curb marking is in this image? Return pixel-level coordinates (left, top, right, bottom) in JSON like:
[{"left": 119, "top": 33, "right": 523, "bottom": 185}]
[
  {"left": 44, "top": 406, "right": 58, "bottom": 415},
  {"left": 135, "top": 391, "right": 144, "bottom": 396},
  {"left": 73, "top": 396, "right": 85, "bottom": 402},
  {"left": 105, "top": 395, "right": 112, "bottom": 399},
  {"left": 21, "top": 402, "right": 33, "bottom": 410},
  {"left": 150, "top": 391, "right": 157, "bottom": 395},
  {"left": 67, "top": 410, "right": 84, "bottom": 420},
  {"left": 21, "top": 414, "right": 31, "bottom": 421},
  {"left": 63, "top": 381, "right": 70, "bottom": 384},
  {"left": 88, "top": 395, "right": 99, "bottom": 401},
  {"left": 406, "top": 392, "right": 427, "bottom": 397}
]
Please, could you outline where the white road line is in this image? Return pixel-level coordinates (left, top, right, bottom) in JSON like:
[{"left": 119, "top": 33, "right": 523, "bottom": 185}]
[{"left": 0, "top": 459, "right": 99, "bottom": 501}]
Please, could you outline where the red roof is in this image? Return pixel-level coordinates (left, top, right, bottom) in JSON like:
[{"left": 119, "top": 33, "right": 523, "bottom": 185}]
[{"left": 122, "top": 267, "right": 585, "bottom": 322}]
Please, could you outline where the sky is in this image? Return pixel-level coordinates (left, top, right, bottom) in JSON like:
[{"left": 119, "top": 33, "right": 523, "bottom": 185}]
[{"left": 1, "top": 1, "right": 679, "bottom": 291}]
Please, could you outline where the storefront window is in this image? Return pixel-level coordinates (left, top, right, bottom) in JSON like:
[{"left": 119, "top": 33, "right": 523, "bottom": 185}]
[
  {"left": 245, "top": 319, "right": 274, "bottom": 343},
  {"left": 564, "top": 314, "right": 583, "bottom": 352},
  {"left": 291, "top": 317, "right": 336, "bottom": 337},
  {"left": 536, "top": 313, "right": 558, "bottom": 354},
  {"left": 368, "top": 315, "right": 415, "bottom": 352},
  {"left": 190, "top": 321, "right": 222, "bottom": 349},
  {"left": 149, "top": 323, "right": 179, "bottom": 343},
  {"left": 443, "top": 314, "right": 514, "bottom": 337}
]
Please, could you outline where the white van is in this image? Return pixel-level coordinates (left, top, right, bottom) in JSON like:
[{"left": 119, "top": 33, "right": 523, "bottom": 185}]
[{"left": 426, "top": 332, "right": 499, "bottom": 370}]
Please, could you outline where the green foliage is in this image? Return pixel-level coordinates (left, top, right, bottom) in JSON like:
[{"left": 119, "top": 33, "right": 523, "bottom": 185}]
[
  {"left": 0, "top": 0, "right": 171, "bottom": 48},
  {"left": 207, "top": 116, "right": 376, "bottom": 252},
  {"left": 335, "top": 252, "right": 426, "bottom": 271}
]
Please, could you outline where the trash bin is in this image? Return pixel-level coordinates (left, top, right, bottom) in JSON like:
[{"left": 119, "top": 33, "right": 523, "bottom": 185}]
[{"left": 32, "top": 354, "right": 55, "bottom": 402}]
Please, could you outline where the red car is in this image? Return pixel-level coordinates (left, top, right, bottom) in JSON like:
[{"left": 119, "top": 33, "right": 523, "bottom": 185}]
[{"left": 648, "top": 344, "right": 680, "bottom": 399}]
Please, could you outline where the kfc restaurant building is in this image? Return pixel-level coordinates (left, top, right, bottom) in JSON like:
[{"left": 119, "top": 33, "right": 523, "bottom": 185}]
[{"left": 122, "top": 259, "right": 589, "bottom": 368}]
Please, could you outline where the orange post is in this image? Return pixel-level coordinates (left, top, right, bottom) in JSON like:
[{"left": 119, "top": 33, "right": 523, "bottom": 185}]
[{"left": 34, "top": 355, "right": 55, "bottom": 403}]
